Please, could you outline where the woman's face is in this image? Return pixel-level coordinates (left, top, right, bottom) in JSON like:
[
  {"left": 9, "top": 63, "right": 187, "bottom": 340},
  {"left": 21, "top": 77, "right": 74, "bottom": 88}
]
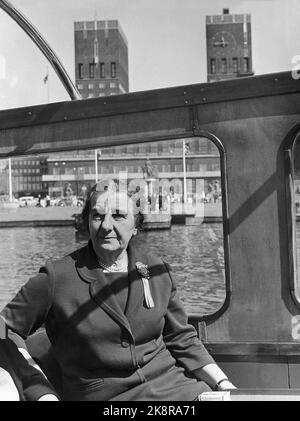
[{"left": 89, "top": 191, "right": 136, "bottom": 259}]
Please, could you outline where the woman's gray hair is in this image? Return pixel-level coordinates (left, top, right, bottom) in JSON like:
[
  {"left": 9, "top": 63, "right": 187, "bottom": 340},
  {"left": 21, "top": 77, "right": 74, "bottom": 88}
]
[{"left": 81, "top": 182, "right": 144, "bottom": 233}]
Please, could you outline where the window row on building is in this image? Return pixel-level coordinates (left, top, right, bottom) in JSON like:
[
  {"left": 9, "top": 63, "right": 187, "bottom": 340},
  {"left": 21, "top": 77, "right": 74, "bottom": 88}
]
[
  {"left": 78, "top": 82, "right": 119, "bottom": 90},
  {"left": 12, "top": 168, "right": 40, "bottom": 174},
  {"left": 13, "top": 175, "right": 41, "bottom": 181},
  {"left": 13, "top": 160, "right": 43, "bottom": 166},
  {"left": 210, "top": 57, "right": 250, "bottom": 74},
  {"left": 78, "top": 62, "right": 117, "bottom": 80},
  {"left": 47, "top": 140, "right": 217, "bottom": 160},
  {"left": 102, "top": 161, "right": 220, "bottom": 173},
  {"left": 82, "top": 93, "right": 118, "bottom": 99},
  {"left": 97, "top": 140, "right": 217, "bottom": 156},
  {"left": 49, "top": 160, "right": 220, "bottom": 176},
  {"left": 12, "top": 182, "right": 41, "bottom": 191}
]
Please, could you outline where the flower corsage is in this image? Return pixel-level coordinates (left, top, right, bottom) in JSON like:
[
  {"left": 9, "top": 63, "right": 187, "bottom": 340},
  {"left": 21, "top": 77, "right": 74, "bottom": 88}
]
[{"left": 136, "top": 262, "right": 154, "bottom": 308}]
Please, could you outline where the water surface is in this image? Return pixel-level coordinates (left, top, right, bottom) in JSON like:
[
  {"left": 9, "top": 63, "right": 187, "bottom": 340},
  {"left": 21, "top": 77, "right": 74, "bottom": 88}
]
[{"left": 0, "top": 224, "right": 225, "bottom": 315}]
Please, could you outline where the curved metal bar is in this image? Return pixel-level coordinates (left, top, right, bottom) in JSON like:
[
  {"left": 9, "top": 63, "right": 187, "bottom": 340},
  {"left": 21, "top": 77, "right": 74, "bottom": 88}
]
[{"left": 0, "top": 0, "right": 81, "bottom": 101}]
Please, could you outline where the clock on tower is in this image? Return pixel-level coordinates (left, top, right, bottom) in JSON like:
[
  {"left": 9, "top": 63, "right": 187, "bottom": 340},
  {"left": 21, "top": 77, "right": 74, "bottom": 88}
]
[
  {"left": 210, "top": 31, "right": 237, "bottom": 49},
  {"left": 206, "top": 11, "right": 253, "bottom": 82}
]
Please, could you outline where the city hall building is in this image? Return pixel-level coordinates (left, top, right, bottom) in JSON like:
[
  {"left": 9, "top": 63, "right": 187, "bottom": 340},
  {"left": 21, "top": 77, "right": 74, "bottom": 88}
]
[
  {"left": 42, "top": 138, "right": 221, "bottom": 202},
  {"left": 206, "top": 9, "right": 254, "bottom": 82},
  {"left": 74, "top": 19, "right": 129, "bottom": 97}
]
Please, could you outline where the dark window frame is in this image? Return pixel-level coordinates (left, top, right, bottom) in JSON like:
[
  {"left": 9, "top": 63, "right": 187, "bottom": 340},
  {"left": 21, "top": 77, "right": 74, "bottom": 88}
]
[
  {"left": 232, "top": 57, "right": 238, "bottom": 74},
  {"left": 210, "top": 58, "right": 216, "bottom": 74},
  {"left": 89, "top": 63, "right": 95, "bottom": 79},
  {"left": 221, "top": 58, "right": 227, "bottom": 74},
  {"left": 111, "top": 62, "right": 117, "bottom": 78},
  {"left": 100, "top": 63, "right": 105, "bottom": 78},
  {"left": 78, "top": 63, "right": 84, "bottom": 79},
  {"left": 243, "top": 57, "right": 249, "bottom": 73}
]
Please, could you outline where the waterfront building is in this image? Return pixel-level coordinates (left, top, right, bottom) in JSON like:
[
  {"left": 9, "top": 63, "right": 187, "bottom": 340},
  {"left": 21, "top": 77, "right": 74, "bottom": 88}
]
[
  {"left": 206, "top": 8, "right": 254, "bottom": 82},
  {"left": 42, "top": 138, "right": 221, "bottom": 202},
  {"left": 1, "top": 157, "right": 48, "bottom": 198}
]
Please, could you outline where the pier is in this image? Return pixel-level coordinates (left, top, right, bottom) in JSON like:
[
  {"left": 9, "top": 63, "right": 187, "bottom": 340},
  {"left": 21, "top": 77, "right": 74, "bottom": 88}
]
[
  {"left": 0, "top": 205, "right": 77, "bottom": 228},
  {"left": 0, "top": 203, "right": 222, "bottom": 229}
]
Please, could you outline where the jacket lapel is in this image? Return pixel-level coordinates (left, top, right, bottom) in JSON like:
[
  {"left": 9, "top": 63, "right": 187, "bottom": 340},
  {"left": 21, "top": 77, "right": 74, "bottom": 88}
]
[
  {"left": 76, "top": 242, "right": 132, "bottom": 336},
  {"left": 125, "top": 243, "right": 148, "bottom": 321}
]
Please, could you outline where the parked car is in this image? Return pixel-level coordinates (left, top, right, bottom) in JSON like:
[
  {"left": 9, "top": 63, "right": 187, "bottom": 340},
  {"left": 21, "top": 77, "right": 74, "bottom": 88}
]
[
  {"left": 55, "top": 198, "right": 66, "bottom": 207},
  {"left": 18, "top": 196, "right": 37, "bottom": 207},
  {"left": 76, "top": 197, "right": 85, "bottom": 207}
]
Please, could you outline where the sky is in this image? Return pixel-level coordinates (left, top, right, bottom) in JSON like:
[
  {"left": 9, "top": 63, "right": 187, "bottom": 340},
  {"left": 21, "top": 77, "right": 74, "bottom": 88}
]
[{"left": 0, "top": 0, "right": 300, "bottom": 110}]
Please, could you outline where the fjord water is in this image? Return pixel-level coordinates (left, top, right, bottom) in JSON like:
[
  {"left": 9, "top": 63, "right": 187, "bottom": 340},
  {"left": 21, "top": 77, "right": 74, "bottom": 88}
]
[{"left": 0, "top": 224, "right": 225, "bottom": 316}]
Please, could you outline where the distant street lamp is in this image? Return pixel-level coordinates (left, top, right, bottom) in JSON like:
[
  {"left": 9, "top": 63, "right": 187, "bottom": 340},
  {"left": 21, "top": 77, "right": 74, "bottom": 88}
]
[
  {"left": 95, "top": 149, "right": 101, "bottom": 183},
  {"left": 8, "top": 158, "right": 12, "bottom": 202},
  {"left": 73, "top": 167, "right": 79, "bottom": 196},
  {"left": 182, "top": 140, "right": 190, "bottom": 203},
  {"left": 95, "top": 149, "right": 98, "bottom": 183}
]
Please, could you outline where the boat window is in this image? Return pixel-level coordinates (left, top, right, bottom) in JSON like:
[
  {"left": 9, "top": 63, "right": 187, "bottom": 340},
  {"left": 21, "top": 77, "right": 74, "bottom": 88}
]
[
  {"left": 0, "top": 7, "right": 70, "bottom": 110},
  {"left": 0, "top": 137, "right": 226, "bottom": 317},
  {"left": 290, "top": 133, "right": 300, "bottom": 304}
]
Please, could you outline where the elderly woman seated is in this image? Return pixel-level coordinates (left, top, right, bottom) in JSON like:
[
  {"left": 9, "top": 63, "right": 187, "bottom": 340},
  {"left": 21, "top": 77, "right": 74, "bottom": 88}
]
[{"left": 1, "top": 180, "right": 235, "bottom": 400}]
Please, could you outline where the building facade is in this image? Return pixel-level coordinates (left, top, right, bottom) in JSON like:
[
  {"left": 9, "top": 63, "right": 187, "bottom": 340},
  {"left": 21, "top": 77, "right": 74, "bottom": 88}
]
[
  {"left": 74, "top": 20, "right": 129, "bottom": 98},
  {"left": 1, "top": 157, "right": 47, "bottom": 198},
  {"left": 42, "top": 138, "right": 221, "bottom": 204},
  {"left": 206, "top": 9, "right": 253, "bottom": 82}
]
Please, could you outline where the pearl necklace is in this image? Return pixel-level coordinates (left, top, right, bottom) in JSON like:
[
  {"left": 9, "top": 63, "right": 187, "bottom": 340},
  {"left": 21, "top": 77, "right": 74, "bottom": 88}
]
[{"left": 98, "top": 254, "right": 128, "bottom": 273}]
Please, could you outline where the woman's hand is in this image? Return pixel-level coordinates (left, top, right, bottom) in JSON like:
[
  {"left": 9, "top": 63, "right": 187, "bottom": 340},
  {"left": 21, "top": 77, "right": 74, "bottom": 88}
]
[
  {"left": 193, "top": 363, "right": 237, "bottom": 391},
  {"left": 37, "top": 394, "right": 59, "bottom": 401},
  {"left": 216, "top": 379, "right": 237, "bottom": 391}
]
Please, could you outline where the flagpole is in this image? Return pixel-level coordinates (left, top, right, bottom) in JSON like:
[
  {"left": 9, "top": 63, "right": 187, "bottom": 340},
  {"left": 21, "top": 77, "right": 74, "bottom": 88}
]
[
  {"left": 46, "top": 66, "right": 49, "bottom": 103},
  {"left": 183, "top": 140, "right": 187, "bottom": 204},
  {"left": 43, "top": 66, "right": 50, "bottom": 102},
  {"left": 8, "top": 157, "right": 12, "bottom": 202},
  {"left": 95, "top": 149, "right": 98, "bottom": 183}
]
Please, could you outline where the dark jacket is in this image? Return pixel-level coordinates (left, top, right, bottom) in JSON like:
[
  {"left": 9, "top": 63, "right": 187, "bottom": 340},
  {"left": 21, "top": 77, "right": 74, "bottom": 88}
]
[
  {"left": 0, "top": 318, "right": 58, "bottom": 401},
  {"left": 1, "top": 242, "right": 214, "bottom": 401}
]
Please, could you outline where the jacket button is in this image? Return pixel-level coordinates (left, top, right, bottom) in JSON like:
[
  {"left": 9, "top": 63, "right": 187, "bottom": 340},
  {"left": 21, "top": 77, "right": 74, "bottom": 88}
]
[{"left": 121, "top": 339, "right": 130, "bottom": 348}]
